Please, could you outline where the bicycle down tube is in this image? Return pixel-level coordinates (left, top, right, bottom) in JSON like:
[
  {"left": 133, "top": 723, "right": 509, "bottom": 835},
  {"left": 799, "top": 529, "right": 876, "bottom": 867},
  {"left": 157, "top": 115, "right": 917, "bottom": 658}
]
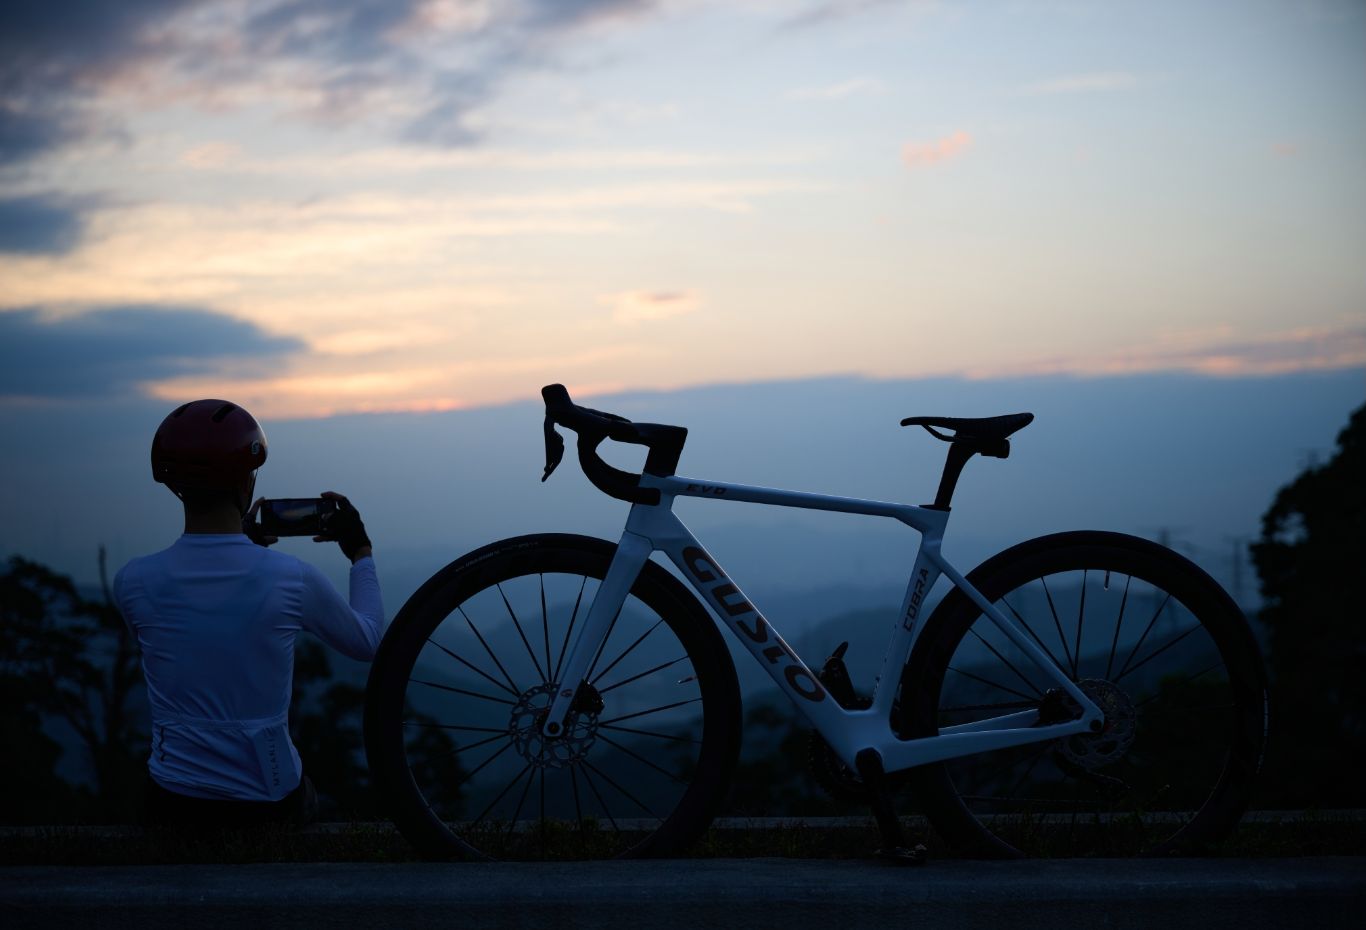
[{"left": 539, "top": 474, "right": 1104, "bottom": 775}]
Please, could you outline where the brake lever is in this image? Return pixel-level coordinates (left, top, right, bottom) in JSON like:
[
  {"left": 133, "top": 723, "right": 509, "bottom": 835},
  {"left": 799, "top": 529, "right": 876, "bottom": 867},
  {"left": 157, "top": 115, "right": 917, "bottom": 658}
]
[{"left": 541, "top": 416, "right": 565, "bottom": 482}]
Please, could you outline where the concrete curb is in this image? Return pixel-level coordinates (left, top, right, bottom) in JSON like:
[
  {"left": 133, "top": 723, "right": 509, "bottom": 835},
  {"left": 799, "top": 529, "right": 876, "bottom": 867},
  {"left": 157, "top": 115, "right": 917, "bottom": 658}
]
[{"left": 3, "top": 856, "right": 1364, "bottom": 930}]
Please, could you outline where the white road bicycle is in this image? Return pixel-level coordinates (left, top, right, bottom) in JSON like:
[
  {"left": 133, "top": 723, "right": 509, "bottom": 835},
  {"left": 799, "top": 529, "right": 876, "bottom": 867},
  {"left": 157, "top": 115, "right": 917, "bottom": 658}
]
[{"left": 364, "top": 384, "right": 1268, "bottom": 861}]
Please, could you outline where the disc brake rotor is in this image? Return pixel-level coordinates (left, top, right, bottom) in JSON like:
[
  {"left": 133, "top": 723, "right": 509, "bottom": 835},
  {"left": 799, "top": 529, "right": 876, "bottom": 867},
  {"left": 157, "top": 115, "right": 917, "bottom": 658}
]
[
  {"left": 1058, "top": 678, "right": 1137, "bottom": 770},
  {"left": 509, "top": 683, "right": 599, "bottom": 769}
]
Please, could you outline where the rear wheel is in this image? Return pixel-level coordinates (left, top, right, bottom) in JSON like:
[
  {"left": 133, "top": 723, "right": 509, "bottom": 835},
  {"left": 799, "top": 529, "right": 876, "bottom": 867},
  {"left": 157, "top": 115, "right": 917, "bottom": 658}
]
[
  {"left": 364, "top": 534, "right": 741, "bottom": 860},
  {"left": 903, "top": 531, "right": 1267, "bottom": 857}
]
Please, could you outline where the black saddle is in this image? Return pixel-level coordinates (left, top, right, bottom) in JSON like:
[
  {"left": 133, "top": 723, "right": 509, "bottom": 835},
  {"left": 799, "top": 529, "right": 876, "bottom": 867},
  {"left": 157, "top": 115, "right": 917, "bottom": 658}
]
[
  {"left": 900, "top": 412, "right": 1034, "bottom": 440},
  {"left": 900, "top": 412, "right": 1034, "bottom": 459}
]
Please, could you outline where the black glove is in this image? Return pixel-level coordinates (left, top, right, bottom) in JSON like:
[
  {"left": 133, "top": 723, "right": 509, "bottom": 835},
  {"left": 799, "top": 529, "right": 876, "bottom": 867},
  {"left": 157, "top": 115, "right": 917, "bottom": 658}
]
[
  {"left": 243, "top": 499, "right": 277, "bottom": 548},
  {"left": 320, "top": 494, "right": 372, "bottom": 562}
]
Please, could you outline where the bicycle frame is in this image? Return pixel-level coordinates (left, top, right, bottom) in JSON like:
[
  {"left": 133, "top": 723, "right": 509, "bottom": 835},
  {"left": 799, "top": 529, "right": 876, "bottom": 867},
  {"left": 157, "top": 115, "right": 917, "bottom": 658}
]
[{"left": 541, "top": 473, "right": 1104, "bottom": 775}]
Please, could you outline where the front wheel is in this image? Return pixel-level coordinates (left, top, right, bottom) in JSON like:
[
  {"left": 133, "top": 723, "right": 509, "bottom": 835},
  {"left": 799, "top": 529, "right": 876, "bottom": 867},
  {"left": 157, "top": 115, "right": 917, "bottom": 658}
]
[
  {"left": 364, "top": 534, "right": 741, "bottom": 860},
  {"left": 902, "top": 531, "right": 1267, "bottom": 857}
]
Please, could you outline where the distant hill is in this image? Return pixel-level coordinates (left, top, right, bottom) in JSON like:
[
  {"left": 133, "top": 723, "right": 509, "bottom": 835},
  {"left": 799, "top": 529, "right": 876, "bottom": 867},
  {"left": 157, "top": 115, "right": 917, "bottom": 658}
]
[{"left": 5, "top": 369, "right": 1360, "bottom": 615}]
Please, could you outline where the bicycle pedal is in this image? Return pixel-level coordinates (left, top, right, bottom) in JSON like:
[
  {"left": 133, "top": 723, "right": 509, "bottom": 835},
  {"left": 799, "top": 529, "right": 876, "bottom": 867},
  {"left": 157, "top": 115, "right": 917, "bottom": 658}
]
[{"left": 875, "top": 844, "right": 928, "bottom": 866}]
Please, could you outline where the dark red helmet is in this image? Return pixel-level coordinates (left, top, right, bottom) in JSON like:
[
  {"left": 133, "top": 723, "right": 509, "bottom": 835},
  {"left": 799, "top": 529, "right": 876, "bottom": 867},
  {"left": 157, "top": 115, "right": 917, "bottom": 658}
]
[{"left": 151, "top": 399, "right": 267, "bottom": 492}]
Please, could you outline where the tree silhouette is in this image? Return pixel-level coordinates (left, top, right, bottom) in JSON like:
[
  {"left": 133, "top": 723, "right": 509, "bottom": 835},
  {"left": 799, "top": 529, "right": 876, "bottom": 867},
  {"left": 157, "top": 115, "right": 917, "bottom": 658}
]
[
  {"left": 1251, "top": 401, "right": 1365, "bottom": 807},
  {"left": 290, "top": 637, "right": 466, "bottom": 821},
  {"left": 0, "top": 554, "right": 144, "bottom": 823}
]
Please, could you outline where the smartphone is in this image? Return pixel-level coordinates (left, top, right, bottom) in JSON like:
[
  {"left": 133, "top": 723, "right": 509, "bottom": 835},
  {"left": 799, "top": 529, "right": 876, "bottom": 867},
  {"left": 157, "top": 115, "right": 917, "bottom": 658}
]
[{"left": 258, "top": 498, "right": 338, "bottom": 537}]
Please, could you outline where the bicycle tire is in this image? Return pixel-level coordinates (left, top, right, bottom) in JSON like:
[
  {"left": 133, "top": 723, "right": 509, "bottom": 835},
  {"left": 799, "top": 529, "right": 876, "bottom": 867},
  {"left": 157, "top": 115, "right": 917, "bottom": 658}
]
[
  {"left": 364, "top": 534, "right": 741, "bottom": 860},
  {"left": 901, "top": 531, "right": 1267, "bottom": 857}
]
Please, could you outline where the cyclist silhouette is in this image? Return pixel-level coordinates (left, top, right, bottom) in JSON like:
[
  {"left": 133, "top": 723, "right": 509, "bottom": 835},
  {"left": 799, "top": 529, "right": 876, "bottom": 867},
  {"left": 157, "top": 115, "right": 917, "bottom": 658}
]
[{"left": 113, "top": 399, "right": 384, "bottom": 826}]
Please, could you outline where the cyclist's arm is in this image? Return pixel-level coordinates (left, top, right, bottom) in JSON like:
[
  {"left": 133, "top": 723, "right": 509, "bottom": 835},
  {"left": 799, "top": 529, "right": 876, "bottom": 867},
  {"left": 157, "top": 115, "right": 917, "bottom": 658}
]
[
  {"left": 297, "top": 556, "right": 385, "bottom": 661},
  {"left": 110, "top": 562, "right": 142, "bottom": 636}
]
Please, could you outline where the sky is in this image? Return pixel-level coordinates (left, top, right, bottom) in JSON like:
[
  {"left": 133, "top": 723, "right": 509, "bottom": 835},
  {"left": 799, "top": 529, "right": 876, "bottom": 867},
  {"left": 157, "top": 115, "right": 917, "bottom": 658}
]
[{"left": 2, "top": 0, "right": 1364, "bottom": 420}]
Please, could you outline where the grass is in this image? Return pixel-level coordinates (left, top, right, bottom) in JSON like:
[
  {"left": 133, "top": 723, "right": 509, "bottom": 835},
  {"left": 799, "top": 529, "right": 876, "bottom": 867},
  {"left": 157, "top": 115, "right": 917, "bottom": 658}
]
[{"left": 1, "top": 811, "right": 1361, "bottom": 866}]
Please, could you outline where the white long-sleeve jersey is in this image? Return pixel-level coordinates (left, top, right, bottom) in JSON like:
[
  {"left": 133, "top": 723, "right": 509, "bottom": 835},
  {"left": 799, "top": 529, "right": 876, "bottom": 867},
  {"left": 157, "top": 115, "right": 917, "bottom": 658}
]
[{"left": 113, "top": 534, "right": 385, "bottom": 801}]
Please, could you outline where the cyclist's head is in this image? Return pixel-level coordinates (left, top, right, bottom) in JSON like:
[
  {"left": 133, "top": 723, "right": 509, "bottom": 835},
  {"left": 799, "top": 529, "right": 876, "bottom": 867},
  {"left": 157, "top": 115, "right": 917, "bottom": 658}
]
[{"left": 151, "top": 399, "right": 267, "bottom": 513}]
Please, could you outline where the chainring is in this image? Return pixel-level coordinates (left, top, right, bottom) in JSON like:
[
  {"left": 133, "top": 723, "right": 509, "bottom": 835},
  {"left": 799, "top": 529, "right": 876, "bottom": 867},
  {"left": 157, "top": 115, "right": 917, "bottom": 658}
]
[{"left": 807, "top": 698, "right": 909, "bottom": 801}]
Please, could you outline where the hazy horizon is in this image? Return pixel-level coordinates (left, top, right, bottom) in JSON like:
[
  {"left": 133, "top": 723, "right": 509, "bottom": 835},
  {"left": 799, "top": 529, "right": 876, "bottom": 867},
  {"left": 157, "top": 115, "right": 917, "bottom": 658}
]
[{"left": 4, "top": 368, "right": 1359, "bottom": 615}]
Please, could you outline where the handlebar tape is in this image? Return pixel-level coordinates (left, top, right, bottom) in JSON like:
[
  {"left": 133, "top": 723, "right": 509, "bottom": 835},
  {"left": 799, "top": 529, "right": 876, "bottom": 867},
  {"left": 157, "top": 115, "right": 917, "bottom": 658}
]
[{"left": 539, "top": 383, "right": 687, "bottom": 504}]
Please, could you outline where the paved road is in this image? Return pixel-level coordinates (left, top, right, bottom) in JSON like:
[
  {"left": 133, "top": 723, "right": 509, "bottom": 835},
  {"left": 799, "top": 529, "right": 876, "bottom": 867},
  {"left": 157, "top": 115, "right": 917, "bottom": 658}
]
[{"left": 3, "top": 856, "right": 1363, "bottom": 930}]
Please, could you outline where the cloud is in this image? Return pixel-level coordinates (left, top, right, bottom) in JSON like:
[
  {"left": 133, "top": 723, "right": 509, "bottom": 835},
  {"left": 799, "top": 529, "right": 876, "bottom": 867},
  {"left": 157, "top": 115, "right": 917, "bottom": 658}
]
[
  {"left": 0, "top": 0, "right": 199, "bottom": 166},
  {"left": 1017, "top": 72, "right": 1141, "bottom": 96},
  {"left": 0, "top": 306, "right": 304, "bottom": 401},
  {"left": 781, "top": 0, "right": 901, "bottom": 30},
  {"left": 966, "top": 326, "right": 1366, "bottom": 380},
  {"left": 0, "top": 194, "right": 95, "bottom": 255},
  {"left": 0, "top": 0, "right": 662, "bottom": 164},
  {"left": 901, "top": 130, "right": 972, "bottom": 167},
  {"left": 607, "top": 289, "right": 700, "bottom": 324},
  {"left": 789, "top": 77, "right": 885, "bottom": 101}
]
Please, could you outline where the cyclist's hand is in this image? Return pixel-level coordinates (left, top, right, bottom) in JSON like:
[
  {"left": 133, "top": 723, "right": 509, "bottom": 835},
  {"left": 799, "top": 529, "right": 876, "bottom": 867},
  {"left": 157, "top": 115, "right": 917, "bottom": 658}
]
[
  {"left": 314, "top": 491, "right": 372, "bottom": 563},
  {"left": 243, "top": 498, "right": 278, "bottom": 548}
]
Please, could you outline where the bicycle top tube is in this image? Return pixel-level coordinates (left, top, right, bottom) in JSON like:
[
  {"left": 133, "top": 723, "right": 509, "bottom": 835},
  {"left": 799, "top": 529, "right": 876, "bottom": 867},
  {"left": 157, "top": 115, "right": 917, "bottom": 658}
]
[
  {"left": 638, "top": 474, "right": 950, "bottom": 538},
  {"left": 540, "top": 383, "right": 1034, "bottom": 512}
]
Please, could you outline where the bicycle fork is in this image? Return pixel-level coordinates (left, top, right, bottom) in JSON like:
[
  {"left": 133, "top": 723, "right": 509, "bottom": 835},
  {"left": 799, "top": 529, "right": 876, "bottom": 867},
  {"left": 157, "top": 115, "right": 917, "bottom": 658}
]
[{"left": 538, "top": 530, "right": 653, "bottom": 739}]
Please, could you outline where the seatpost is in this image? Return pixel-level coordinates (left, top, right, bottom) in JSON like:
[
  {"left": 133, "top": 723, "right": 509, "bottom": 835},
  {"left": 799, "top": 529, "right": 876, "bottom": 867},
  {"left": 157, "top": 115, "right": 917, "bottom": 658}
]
[{"left": 929, "top": 443, "right": 976, "bottom": 510}]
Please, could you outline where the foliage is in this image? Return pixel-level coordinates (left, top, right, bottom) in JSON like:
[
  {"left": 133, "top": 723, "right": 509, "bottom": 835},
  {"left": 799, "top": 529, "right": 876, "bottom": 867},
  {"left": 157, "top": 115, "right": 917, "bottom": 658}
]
[
  {"left": 0, "top": 553, "right": 144, "bottom": 823},
  {"left": 290, "top": 639, "right": 374, "bottom": 818},
  {"left": 1250, "top": 401, "right": 1365, "bottom": 807}
]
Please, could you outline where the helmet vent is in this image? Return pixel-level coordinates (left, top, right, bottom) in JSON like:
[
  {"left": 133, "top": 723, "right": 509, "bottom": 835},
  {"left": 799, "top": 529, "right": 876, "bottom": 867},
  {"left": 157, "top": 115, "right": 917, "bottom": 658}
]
[
  {"left": 211, "top": 403, "right": 237, "bottom": 423},
  {"left": 171, "top": 403, "right": 191, "bottom": 418}
]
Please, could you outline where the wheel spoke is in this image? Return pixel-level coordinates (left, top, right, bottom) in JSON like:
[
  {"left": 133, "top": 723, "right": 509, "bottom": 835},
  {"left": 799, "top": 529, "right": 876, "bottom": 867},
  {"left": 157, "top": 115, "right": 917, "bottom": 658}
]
[
  {"left": 1115, "top": 622, "right": 1204, "bottom": 683},
  {"left": 1135, "top": 663, "right": 1225, "bottom": 706},
  {"left": 585, "top": 607, "right": 626, "bottom": 682},
  {"left": 402, "top": 729, "right": 506, "bottom": 765},
  {"left": 540, "top": 574, "right": 553, "bottom": 685},
  {"left": 582, "top": 758, "right": 662, "bottom": 819},
  {"left": 1039, "top": 576, "right": 1077, "bottom": 679},
  {"left": 1002, "top": 742, "right": 1054, "bottom": 807},
  {"left": 406, "top": 723, "right": 508, "bottom": 734},
  {"left": 598, "top": 733, "right": 688, "bottom": 785},
  {"left": 459, "top": 606, "right": 521, "bottom": 694},
  {"left": 940, "top": 699, "right": 1037, "bottom": 714},
  {"left": 1074, "top": 569, "right": 1087, "bottom": 677},
  {"left": 967, "top": 626, "right": 1044, "bottom": 698},
  {"left": 1001, "top": 594, "right": 1069, "bottom": 681},
  {"left": 1114, "top": 592, "right": 1175, "bottom": 680},
  {"left": 497, "top": 583, "right": 548, "bottom": 682},
  {"left": 471, "top": 762, "right": 533, "bottom": 828},
  {"left": 552, "top": 575, "right": 589, "bottom": 684},
  {"left": 597, "top": 655, "right": 691, "bottom": 695},
  {"left": 425, "top": 637, "right": 518, "bottom": 696},
  {"left": 410, "top": 677, "right": 515, "bottom": 705},
  {"left": 505, "top": 763, "right": 537, "bottom": 838},
  {"left": 599, "top": 696, "right": 703, "bottom": 726},
  {"left": 1105, "top": 574, "right": 1133, "bottom": 680},
  {"left": 599, "top": 723, "right": 702, "bottom": 744},
  {"left": 579, "top": 764, "right": 621, "bottom": 832},
  {"left": 450, "top": 741, "right": 515, "bottom": 795},
  {"left": 570, "top": 764, "right": 586, "bottom": 835},
  {"left": 946, "top": 665, "right": 1039, "bottom": 706},
  {"left": 592, "top": 617, "right": 666, "bottom": 686},
  {"left": 538, "top": 769, "right": 547, "bottom": 855}
]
